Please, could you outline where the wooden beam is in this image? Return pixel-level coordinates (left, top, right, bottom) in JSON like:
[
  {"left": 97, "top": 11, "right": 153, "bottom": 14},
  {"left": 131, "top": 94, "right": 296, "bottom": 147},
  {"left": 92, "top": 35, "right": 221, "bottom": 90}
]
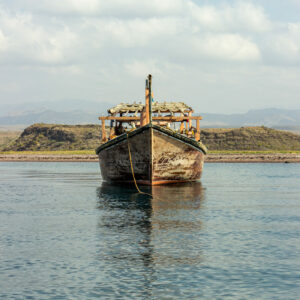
[
  {"left": 102, "top": 120, "right": 107, "bottom": 142},
  {"left": 140, "top": 109, "right": 146, "bottom": 126},
  {"left": 153, "top": 109, "right": 194, "bottom": 113},
  {"left": 180, "top": 121, "right": 184, "bottom": 133},
  {"left": 180, "top": 113, "right": 184, "bottom": 133},
  {"left": 99, "top": 116, "right": 202, "bottom": 121},
  {"left": 153, "top": 121, "right": 168, "bottom": 126},
  {"left": 195, "top": 119, "right": 200, "bottom": 141},
  {"left": 162, "top": 116, "right": 203, "bottom": 120},
  {"left": 109, "top": 126, "right": 115, "bottom": 140}
]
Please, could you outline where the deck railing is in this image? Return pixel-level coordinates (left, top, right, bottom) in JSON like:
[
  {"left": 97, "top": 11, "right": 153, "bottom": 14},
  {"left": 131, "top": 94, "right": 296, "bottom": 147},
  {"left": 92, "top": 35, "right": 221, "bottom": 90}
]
[{"left": 99, "top": 115, "right": 202, "bottom": 143}]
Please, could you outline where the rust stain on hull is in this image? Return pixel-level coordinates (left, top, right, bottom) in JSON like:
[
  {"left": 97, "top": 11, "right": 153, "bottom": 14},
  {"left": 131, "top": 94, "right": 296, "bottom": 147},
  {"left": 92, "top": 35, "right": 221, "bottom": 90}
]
[
  {"left": 98, "top": 126, "right": 205, "bottom": 185},
  {"left": 99, "top": 129, "right": 151, "bottom": 182},
  {"left": 152, "top": 130, "right": 204, "bottom": 183}
]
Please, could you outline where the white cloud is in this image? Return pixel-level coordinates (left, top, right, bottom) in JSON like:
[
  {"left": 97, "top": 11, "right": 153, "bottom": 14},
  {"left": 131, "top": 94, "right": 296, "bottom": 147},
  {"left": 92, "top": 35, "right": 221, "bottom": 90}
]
[
  {"left": 272, "top": 36, "right": 299, "bottom": 61},
  {"left": 13, "top": 0, "right": 185, "bottom": 17},
  {"left": 92, "top": 17, "right": 184, "bottom": 47},
  {"left": 0, "top": 7, "right": 77, "bottom": 64},
  {"left": 189, "top": 2, "right": 271, "bottom": 32},
  {"left": 125, "top": 60, "right": 163, "bottom": 77},
  {"left": 98, "top": 0, "right": 185, "bottom": 17},
  {"left": 0, "top": 0, "right": 300, "bottom": 112},
  {"left": 264, "top": 22, "right": 300, "bottom": 63},
  {"left": 0, "top": 30, "right": 8, "bottom": 51},
  {"left": 234, "top": 2, "right": 271, "bottom": 32},
  {"left": 0, "top": 1, "right": 295, "bottom": 66},
  {"left": 36, "top": 65, "right": 82, "bottom": 75},
  {"left": 194, "top": 34, "right": 261, "bottom": 61},
  {"left": 16, "top": 0, "right": 101, "bottom": 15}
]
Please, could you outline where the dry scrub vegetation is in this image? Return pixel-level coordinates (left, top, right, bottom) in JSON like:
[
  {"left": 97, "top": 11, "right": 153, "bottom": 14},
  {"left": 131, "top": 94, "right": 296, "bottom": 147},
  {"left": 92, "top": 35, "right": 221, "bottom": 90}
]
[
  {"left": 0, "top": 131, "right": 21, "bottom": 151},
  {"left": 3, "top": 124, "right": 101, "bottom": 151},
  {"left": 201, "top": 126, "right": 300, "bottom": 151}
]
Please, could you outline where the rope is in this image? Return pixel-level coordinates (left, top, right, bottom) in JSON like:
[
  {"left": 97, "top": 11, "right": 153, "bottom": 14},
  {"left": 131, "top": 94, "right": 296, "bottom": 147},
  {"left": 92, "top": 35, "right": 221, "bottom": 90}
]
[{"left": 126, "top": 133, "right": 152, "bottom": 197}]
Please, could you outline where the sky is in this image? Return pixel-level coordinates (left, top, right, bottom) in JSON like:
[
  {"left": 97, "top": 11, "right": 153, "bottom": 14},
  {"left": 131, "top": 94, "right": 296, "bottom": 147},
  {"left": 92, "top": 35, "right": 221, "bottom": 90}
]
[{"left": 0, "top": 0, "right": 299, "bottom": 114}]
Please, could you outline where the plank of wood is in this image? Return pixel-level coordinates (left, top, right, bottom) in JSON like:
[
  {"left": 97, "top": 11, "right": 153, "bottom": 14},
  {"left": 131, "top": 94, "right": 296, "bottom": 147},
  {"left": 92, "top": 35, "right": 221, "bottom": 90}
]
[
  {"left": 195, "top": 119, "right": 200, "bottom": 141},
  {"left": 101, "top": 120, "right": 107, "bottom": 142},
  {"left": 98, "top": 116, "right": 202, "bottom": 121}
]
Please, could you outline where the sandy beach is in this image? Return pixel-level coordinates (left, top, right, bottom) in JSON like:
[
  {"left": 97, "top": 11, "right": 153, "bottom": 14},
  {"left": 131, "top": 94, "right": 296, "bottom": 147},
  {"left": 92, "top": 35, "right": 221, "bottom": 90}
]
[{"left": 1, "top": 153, "right": 299, "bottom": 163}]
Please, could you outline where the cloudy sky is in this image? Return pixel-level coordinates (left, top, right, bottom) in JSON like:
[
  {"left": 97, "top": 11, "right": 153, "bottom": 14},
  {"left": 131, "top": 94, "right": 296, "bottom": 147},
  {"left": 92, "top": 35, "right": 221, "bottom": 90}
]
[{"left": 0, "top": 0, "right": 299, "bottom": 114}]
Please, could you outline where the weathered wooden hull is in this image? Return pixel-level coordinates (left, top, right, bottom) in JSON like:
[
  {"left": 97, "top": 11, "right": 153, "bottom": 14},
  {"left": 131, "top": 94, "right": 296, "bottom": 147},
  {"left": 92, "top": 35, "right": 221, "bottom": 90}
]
[{"left": 96, "top": 124, "right": 206, "bottom": 185}]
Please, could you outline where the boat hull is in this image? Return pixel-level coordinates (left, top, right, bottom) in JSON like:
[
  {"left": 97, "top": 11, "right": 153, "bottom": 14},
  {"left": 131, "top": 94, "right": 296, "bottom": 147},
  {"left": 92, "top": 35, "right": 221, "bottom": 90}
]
[{"left": 96, "top": 124, "right": 206, "bottom": 185}]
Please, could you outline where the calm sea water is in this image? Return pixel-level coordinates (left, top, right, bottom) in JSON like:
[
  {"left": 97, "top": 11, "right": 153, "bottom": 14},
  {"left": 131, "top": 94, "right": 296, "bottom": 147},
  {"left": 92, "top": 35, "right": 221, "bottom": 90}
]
[{"left": 0, "top": 162, "right": 300, "bottom": 299}]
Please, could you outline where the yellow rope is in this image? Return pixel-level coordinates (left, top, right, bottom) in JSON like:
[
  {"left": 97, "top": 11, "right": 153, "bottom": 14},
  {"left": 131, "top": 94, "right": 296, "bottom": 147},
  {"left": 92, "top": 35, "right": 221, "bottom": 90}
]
[{"left": 126, "top": 133, "right": 152, "bottom": 197}]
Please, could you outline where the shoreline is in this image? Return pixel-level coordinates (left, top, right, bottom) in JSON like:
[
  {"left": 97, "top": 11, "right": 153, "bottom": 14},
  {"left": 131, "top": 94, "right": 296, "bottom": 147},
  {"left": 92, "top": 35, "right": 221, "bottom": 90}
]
[
  {"left": 1, "top": 153, "right": 300, "bottom": 163},
  {"left": 205, "top": 153, "right": 300, "bottom": 163}
]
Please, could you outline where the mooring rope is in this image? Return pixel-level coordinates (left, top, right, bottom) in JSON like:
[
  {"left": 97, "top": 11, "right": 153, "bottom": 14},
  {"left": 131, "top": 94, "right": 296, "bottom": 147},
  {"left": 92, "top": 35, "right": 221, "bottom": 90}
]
[{"left": 126, "top": 133, "right": 152, "bottom": 197}]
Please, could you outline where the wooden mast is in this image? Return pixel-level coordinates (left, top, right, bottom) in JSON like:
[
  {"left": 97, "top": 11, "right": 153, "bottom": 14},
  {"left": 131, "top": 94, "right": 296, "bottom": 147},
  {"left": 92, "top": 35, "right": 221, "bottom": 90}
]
[
  {"left": 148, "top": 74, "right": 152, "bottom": 124},
  {"left": 148, "top": 75, "right": 153, "bottom": 184},
  {"left": 143, "top": 74, "right": 152, "bottom": 125},
  {"left": 145, "top": 78, "right": 150, "bottom": 124}
]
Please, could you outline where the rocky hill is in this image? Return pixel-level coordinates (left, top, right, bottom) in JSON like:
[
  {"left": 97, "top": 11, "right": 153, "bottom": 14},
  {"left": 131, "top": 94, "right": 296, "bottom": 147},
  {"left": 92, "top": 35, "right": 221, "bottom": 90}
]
[
  {"left": 4, "top": 124, "right": 102, "bottom": 151},
  {"left": 3, "top": 124, "right": 300, "bottom": 152},
  {"left": 201, "top": 126, "right": 300, "bottom": 151}
]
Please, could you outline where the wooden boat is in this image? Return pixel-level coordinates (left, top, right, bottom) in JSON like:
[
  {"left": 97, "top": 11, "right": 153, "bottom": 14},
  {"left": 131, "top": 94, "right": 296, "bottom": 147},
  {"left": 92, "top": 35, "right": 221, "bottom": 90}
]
[{"left": 95, "top": 75, "right": 207, "bottom": 185}]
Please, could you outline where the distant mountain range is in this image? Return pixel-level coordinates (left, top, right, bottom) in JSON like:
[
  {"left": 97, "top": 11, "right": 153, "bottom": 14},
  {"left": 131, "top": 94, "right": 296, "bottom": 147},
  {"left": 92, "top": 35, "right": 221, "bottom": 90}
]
[
  {"left": 0, "top": 100, "right": 299, "bottom": 130},
  {"left": 0, "top": 99, "right": 112, "bottom": 116},
  {"left": 200, "top": 108, "right": 300, "bottom": 129},
  {"left": 0, "top": 99, "right": 110, "bottom": 127},
  {"left": 0, "top": 109, "right": 100, "bottom": 126}
]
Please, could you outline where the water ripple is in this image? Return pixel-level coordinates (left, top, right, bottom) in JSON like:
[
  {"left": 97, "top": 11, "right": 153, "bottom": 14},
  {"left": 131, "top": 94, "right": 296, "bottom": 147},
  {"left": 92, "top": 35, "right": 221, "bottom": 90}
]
[{"left": 0, "top": 162, "right": 299, "bottom": 299}]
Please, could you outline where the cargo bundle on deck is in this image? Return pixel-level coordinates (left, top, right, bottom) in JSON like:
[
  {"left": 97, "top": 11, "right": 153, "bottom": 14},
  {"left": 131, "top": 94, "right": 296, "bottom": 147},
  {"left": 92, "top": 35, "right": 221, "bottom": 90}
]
[{"left": 96, "top": 75, "right": 207, "bottom": 185}]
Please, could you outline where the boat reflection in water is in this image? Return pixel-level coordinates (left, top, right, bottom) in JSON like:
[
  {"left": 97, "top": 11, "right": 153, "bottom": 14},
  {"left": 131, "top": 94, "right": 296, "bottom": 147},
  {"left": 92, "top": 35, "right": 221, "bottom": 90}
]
[{"left": 95, "top": 182, "right": 205, "bottom": 298}]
